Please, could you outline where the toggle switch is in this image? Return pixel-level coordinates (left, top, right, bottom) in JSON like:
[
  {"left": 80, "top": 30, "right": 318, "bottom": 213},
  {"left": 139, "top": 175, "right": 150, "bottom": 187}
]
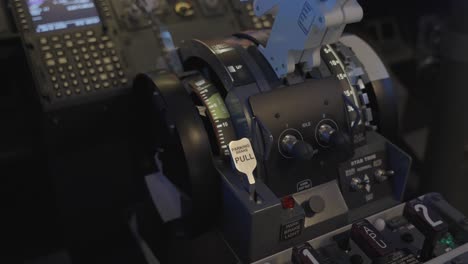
[
  {"left": 404, "top": 199, "right": 448, "bottom": 261},
  {"left": 351, "top": 219, "right": 393, "bottom": 259},
  {"left": 292, "top": 242, "right": 325, "bottom": 264},
  {"left": 350, "top": 177, "right": 363, "bottom": 191},
  {"left": 424, "top": 193, "right": 468, "bottom": 243},
  {"left": 374, "top": 169, "right": 394, "bottom": 183}
]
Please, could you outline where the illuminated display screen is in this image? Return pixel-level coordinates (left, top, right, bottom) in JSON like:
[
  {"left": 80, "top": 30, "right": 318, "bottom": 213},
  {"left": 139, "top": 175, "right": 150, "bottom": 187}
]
[{"left": 27, "top": 0, "right": 101, "bottom": 33}]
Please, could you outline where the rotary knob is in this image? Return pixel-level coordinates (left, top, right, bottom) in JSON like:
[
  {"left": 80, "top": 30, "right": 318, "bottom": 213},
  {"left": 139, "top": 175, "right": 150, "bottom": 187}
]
[
  {"left": 318, "top": 124, "right": 336, "bottom": 144},
  {"left": 174, "top": 1, "right": 195, "bottom": 17},
  {"left": 281, "top": 134, "right": 315, "bottom": 160},
  {"left": 317, "top": 123, "right": 354, "bottom": 161}
]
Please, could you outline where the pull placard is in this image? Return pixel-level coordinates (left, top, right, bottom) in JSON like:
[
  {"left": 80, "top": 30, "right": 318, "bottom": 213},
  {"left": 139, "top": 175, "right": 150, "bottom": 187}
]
[{"left": 229, "top": 138, "right": 257, "bottom": 185}]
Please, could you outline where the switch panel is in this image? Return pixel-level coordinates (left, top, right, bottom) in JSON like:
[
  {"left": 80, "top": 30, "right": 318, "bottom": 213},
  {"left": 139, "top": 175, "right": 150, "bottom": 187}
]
[{"left": 254, "top": 194, "right": 468, "bottom": 264}]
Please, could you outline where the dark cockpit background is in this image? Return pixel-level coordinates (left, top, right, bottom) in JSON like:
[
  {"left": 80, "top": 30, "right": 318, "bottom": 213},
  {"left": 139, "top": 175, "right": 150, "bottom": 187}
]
[{"left": 1, "top": 0, "right": 466, "bottom": 263}]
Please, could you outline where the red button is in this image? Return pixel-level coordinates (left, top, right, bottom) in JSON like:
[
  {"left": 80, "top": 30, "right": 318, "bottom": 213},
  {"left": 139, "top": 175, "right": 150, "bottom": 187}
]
[{"left": 281, "top": 196, "right": 295, "bottom": 209}]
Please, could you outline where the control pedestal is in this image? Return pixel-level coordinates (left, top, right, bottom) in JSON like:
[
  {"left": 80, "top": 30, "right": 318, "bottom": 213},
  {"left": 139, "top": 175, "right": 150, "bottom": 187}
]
[{"left": 256, "top": 193, "right": 468, "bottom": 264}]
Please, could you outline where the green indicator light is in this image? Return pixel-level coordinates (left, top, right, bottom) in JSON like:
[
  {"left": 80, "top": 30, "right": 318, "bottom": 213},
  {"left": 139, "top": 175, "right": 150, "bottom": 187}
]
[{"left": 439, "top": 233, "right": 456, "bottom": 249}]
